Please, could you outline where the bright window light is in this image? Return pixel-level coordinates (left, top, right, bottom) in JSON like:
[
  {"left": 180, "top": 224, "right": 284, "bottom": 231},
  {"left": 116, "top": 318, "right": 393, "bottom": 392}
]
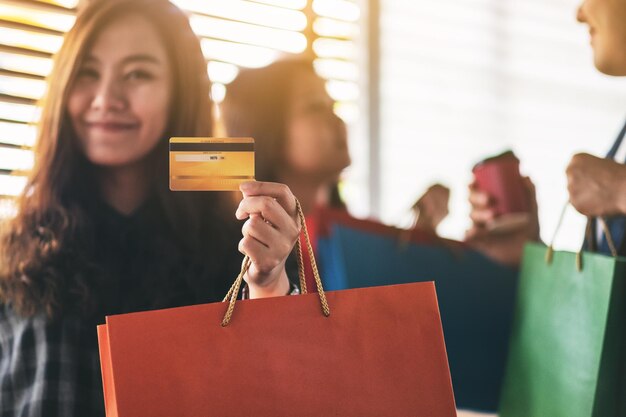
[
  {"left": 190, "top": 15, "right": 306, "bottom": 54},
  {"left": 201, "top": 38, "right": 279, "bottom": 68},
  {"left": 0, "top": 175, "right": 27, "bottom": 197},
  {"left": 0, "top": 197, "right": 18, "bottom": 218},
  {"left": 314, "top": 17, "right": 359, "bottom": 38},
  {"left": 0, "top": 4, "right": 75, "bottom": 32},
  {"left": 0, "top": 148, "right": 35, "bottom": 171},
  {"left": 211, "top": 82, "right": 227, "bottom": 103},
  {"left": 0, "top": 75, "right": 47, "bottom": 101},
  {"left": 0, "top": 27, "right": 63, "bottom": 55},
  {"left": 313, "top": 38, "right": 356, "bottom": 59},
  {"left": 325, "top": 79, "right": 359, "bottom": 101},
  {"left": 0, "top": 102, "right": 40, "bottom": 124},
  {"left": 37, "top": 0, "right": 79, "bottom": 8},
  {"left": 313, "top": 0, "right": 360, "bottom": 22},
  {"left": 334, "top": 101, "right": 359, "bottom": 123},
  {"left": 207, "top": 61, "right": 239, "bottom": 84},
  {"left": 314, "top": 58, "right": 358, "bottom": 81},
  {"left": 172, "top": 0, "right": 307, "bottom": 32},
  {"left": 0, "top": 121, "right": 37, "bottom": 147},
  {"left": 0, "top": 52, "right": 53, "bottom": 77},
  {"left": 249, "top": 0, "right": 307, "bottom": 10}
]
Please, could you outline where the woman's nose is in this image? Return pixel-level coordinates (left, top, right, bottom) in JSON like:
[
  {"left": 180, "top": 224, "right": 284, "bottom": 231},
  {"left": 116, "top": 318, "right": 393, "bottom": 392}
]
[
  {"left": 576, "top": 3, "right": 586, "bottom": 23},
  {"left": 91, "top": 76, "right": 126, "bottom": 112}
]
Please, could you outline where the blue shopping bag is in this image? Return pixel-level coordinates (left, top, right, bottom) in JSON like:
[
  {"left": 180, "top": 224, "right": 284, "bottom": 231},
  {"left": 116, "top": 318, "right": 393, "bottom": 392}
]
[{"left": 318, "top": 223, "right": 519, "bottom": 412}]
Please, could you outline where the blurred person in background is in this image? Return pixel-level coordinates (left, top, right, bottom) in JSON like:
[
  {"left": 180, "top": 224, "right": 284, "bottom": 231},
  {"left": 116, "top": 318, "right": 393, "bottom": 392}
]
[
  {"left": 466, "top": 0, "right": 626, "bottom": 264},
  {"left": 0, "top": 1, "right": 302, "bottom": 415},
  {"left": 222, "top": 59, "right": 450, "bottom": 233}
]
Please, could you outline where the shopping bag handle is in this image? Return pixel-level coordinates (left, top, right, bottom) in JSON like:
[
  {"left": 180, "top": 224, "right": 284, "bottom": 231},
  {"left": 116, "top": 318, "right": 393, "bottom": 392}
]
[
  {"left": 545, "top": 202, "right": 617, "bottom": 271},
  {"left": 221, "top": 198, "right": 331, "bottom": 327}
]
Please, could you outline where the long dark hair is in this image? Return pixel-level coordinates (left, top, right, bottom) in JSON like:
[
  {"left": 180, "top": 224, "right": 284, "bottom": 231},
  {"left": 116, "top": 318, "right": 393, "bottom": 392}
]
[
  {"left": 222, "top": 59, "right": 317, "bottom": 183},
  {"left": 0, "top": 0, "right": 236, "bottom": 318},
  {"left": 222, "top": 59, "right": 346, "bottom": 209}
]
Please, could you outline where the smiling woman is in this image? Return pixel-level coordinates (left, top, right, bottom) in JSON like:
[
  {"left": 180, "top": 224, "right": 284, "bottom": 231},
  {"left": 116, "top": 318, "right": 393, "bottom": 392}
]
[
  {"left": 68, "top": 15, "right": 172, "bottom": 173},
  {"left": 0, "top": 0, "right": 301, "bottom": 415}
]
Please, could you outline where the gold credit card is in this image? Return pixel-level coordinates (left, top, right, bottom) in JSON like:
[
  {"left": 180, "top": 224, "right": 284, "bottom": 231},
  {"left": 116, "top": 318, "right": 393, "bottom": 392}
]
[{"left": 169, "top": 137, "right": 255, "bottom": 191}]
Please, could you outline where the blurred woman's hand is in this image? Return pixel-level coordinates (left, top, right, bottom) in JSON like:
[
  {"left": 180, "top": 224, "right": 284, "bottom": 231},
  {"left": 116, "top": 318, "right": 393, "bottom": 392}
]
[
  {"left": 236, "top": 181, "right": 300, "bottom": 298},
  {"left": 413, "top": 184, "right": 450, "bottom": 232},
  {"left": 567, "top": 153, "right": 626, "bottom": 217},
  {"left": 465, "top": 177, "right": 540, "bottom": 267}
]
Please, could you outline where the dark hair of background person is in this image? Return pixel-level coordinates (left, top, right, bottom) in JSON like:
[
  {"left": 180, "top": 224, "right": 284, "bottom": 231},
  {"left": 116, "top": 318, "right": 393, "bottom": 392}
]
[
  {"left": 222, "top": 60, "right": 315, "bottom": 183},
  {"left": 222, "top": 59, "right": 346, "bottom": 209}
]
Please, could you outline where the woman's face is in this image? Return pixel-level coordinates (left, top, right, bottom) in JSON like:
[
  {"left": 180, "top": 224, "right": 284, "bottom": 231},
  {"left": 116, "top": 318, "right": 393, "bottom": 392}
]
[
  {"left": 577, "top": 0, "right": 626, "bottom": 75},
  {"left": 284, "top": 70, "right": 351, "bottom": 181},
  {"left": 68, "top": 14, "right": 172, "bottom": 168}
]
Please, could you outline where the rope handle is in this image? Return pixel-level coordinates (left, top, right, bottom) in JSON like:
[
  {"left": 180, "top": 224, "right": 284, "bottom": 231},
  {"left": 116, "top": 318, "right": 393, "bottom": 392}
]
[
  {"left": 598, "top": 217, "right": 618, "bottom": 257},
  {"left": 545, "top": 202, "right": 618, "bottom": 271},
  {"left": 221, "top": 198, "right": 330, "bottom": 327}
]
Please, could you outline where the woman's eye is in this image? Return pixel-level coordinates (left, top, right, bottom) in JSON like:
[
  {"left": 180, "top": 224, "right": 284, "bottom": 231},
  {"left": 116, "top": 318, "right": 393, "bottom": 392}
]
[
  {"left": 77, "top": 68, "right": 99, "bottom": 80},
  {"left": 125, "top": 70, "right": 153, "bottom": 81}
]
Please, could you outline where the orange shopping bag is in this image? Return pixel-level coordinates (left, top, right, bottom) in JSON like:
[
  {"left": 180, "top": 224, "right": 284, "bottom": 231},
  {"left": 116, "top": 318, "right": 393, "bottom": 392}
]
[{"left": 97, "top": 203, "right": 456, "bottom": 417}]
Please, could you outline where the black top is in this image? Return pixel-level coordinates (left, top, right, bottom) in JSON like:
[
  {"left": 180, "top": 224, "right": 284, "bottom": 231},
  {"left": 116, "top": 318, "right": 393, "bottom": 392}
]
[
  {"left": 0, "top": 196, "right": 244, "bottom": 417},
  {"left": 89, "top": 195, "right": 240, "bottom": 317}
]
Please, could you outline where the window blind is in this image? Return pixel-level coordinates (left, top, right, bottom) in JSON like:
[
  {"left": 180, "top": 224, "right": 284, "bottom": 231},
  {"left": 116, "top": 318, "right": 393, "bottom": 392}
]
[{"left": 0, "top": 0, "right": 362, "bottom": 217}]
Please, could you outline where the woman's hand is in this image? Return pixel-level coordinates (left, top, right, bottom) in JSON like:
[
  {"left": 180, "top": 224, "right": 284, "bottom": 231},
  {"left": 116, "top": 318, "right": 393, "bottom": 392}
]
[
  {"left": 567, "top": 153, "right": 626, "bottom": 217},
  {"left": 412, "top": 184, "right": 450, "bottom": 232},
  {"left": 236, "top": 181, "right": 300, "bottom": 299},
  {"left": 465, "top": 177, "right": 540, "bottom": 267}
]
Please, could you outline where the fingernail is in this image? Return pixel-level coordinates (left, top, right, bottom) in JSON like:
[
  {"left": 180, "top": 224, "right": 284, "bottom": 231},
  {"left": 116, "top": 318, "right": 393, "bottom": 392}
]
[
  {"left": 240, "top": 181, "right": 255, "bottom": 188},
  {"left": 239, "top": 181, "right": 256, "bottom": 192}
]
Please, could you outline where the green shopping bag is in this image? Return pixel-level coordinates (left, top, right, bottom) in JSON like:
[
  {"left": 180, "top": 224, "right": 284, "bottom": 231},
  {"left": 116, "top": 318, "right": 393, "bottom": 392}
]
[{"left": 499, "top": 214, "right": 626, "bottom": 417}]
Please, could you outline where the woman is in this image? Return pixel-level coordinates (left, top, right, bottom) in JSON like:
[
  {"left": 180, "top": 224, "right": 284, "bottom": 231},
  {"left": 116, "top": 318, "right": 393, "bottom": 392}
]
[
  {"left": 222, "top": 60, "right": 350, "bottom": 214},
  {"left": 0, "top": 1, "right": 299, "bottom": 415},
  {"left": 222, "top": 60, "right": 450, "bottom": 229}
]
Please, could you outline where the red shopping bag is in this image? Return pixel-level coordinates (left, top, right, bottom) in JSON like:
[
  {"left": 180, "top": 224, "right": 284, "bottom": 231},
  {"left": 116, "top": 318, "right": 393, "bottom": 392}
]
[{"left": 97, "top": 203, "right": 456, "bottom": 417}]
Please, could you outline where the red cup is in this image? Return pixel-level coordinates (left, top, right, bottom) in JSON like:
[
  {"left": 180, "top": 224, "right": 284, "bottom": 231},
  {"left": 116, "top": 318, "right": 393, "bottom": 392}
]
[{"left": 472, "top": 151, "right": 530, "bottom": 232}]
